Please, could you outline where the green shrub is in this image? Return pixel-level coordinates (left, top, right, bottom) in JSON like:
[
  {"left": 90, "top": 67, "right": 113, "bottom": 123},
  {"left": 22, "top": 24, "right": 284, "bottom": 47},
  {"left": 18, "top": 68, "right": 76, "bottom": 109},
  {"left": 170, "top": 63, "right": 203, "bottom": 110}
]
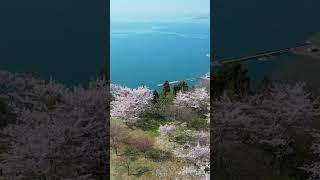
[
  {"left": 160, "top": 91, "right": 175, "bottom": 102},
  {"left": 187, "top": 118, "right": 209, "bottom": 130},
  {"left": 0, "top": 100, "right": 16, "bottom": 129},
  {"left": 133, "top": 118, "right": 160, "bottom": 131},
  {"left": 146, "top": 128, "right": 159, "bottom": 137},
  {"left": 174, "top": 134, "right": 192, "bottom": 143},
  {"left": 147, "top": 148, "right": 172, "bottom": 162}
]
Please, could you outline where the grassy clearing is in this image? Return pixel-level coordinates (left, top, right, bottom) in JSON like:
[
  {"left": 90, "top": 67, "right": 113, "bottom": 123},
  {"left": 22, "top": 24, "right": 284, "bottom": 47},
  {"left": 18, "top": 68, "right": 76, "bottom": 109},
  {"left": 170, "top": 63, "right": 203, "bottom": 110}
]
[
  {"left": 110, "top": 121, "right": 187, "bottom": 180},
  {"left": 146, "top": 128, "right": 159, "bottom": 138},
  {"left": 110, "top": 143, "right": 185, "bottom": 179}
]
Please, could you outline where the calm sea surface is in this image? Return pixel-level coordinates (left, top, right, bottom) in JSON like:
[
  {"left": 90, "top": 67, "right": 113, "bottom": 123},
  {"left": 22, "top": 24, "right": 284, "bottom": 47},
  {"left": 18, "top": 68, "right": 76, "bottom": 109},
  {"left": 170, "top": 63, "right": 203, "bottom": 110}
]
[
  {"left": 1, "top": 1, "right": 319, "bottom": 88},
  {"left": 110, "top": 21, "right": 210, "bottom": 89},
  {"left": 0, "top": 1, "right": 106, "bottom": 87},
  {"left": 213, "top": 0, "right": 320, "bottom": 82}
]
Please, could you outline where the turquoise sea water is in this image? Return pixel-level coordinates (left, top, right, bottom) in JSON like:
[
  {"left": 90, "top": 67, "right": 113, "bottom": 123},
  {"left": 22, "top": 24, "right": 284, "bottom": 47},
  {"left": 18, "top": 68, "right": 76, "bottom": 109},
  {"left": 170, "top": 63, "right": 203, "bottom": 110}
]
[
  {"left": 110, "top": 21, "right": 210, "bottom": 89},
  {"left": 112, "top": 0, "right": 320, "bottom": 90},
  {"left": 1, "top": 1, "right": 319, "bottom": 88}
]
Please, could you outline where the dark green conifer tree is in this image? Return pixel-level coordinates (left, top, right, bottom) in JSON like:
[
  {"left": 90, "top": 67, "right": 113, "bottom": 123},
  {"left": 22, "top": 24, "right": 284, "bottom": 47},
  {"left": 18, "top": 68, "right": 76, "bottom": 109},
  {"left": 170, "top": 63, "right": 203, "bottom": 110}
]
[
  {"left": 161, "top": 80, "right": 171, "bottom": 97},
  {"left": 152, "top": 90, "right": 159, "bottom": 103},
  {"left": 213, "top": 62, "right": 251, "bottom": 99},
  {"left": 173, "top": 81, "right": 189, "bottom": 95}
]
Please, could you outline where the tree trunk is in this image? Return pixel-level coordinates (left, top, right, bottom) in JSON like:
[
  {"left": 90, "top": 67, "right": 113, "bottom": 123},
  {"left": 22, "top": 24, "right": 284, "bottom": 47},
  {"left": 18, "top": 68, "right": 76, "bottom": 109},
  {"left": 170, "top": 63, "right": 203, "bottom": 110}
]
[
  {"left": 127, "top": 164, "right": 130, "bottom": 176},
  {"left": 115, "top": 147, "right": 118, "bottom": 156}
]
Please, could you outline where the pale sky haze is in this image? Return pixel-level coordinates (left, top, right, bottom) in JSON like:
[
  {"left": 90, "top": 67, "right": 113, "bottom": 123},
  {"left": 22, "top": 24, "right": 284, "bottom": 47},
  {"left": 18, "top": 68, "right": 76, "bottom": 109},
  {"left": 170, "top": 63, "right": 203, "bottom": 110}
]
[{"left": 111, "top": 0, "right": 210, "bottom": 22}]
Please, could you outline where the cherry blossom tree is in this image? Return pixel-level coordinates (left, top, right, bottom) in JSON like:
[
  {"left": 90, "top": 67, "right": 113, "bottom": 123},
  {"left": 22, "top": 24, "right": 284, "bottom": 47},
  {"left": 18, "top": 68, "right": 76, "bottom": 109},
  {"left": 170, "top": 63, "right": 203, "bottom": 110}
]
[
  {"left": 110, "top": 84, "right": 153, "bottom": 122},
  {"left": 174, "top": 144, "right": 210, "bottom": 180},
  {"left": 160, "top": 84, "right": 211, "bottom": 179},
  {"left": 0, "top": 71, "right": 108, "bottom": 179},
  {"left": 214, "top": 82, "right": 319, "bottom": 144},
  {"left": 159, "top": 124, "right": 177, "bottom": 137},
  {"left": 174, "top": 88, "right": 209, "bottom": 112},
  {"left": 180, "top": 165, "right": 210, "bottom": 180},
  {"left": 159, "top": 122, "right": 210, "bottom": 178},
  {"left": 300, "top": 131, "right": 320, "bottom": 180},
  {"left": 212, "top": 82, "right": 320, "bottom": 178},
  {"left": 301, "top": 162, "right": 320, "bottom": 180}
]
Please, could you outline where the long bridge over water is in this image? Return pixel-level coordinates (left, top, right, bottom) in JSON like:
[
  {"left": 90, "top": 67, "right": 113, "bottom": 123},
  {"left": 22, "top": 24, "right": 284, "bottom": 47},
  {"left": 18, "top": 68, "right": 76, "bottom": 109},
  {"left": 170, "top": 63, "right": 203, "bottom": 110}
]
[
  {"left": 157, "top": 41, "right": 319, "bottom": 87},
  {"left": 213, "top": 42, "right": 313, "bottom": 66}
]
